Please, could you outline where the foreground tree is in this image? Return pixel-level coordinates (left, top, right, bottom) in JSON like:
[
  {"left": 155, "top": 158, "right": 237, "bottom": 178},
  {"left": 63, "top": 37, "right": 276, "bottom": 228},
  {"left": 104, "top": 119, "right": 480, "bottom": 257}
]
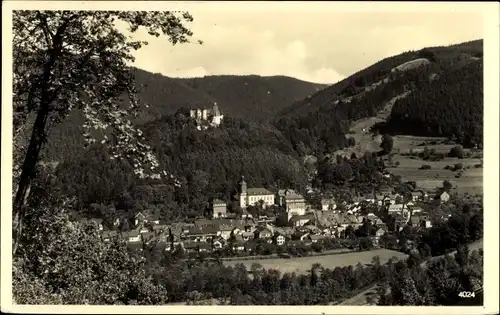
[
  {"left": 12, "top": 10, "right": 198, "bottom": 254},
  {"left": 13, "top": 197, "right": 168, "bottom": 304}
]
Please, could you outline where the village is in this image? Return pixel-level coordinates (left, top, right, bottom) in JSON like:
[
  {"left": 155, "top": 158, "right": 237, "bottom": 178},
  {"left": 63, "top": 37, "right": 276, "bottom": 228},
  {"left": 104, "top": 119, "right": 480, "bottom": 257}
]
[{"left": 82, "top": 174, "right": 454, "bottom": 258}]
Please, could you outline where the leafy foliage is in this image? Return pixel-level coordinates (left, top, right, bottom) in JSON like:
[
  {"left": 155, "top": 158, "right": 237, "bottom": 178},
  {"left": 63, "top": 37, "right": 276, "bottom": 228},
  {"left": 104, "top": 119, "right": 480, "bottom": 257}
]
[{"left": 13, "top": 196, "right": 168, "bottom": 304}]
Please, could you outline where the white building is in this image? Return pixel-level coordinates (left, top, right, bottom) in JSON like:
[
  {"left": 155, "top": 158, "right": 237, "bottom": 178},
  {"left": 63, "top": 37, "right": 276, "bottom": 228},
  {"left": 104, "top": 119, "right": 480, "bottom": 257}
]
[
  {"left": 236, "top": 176, "right": 275, "bottom": 208},
  {"left": 189, "top": 102, "right": 224, "bottom": 127}
]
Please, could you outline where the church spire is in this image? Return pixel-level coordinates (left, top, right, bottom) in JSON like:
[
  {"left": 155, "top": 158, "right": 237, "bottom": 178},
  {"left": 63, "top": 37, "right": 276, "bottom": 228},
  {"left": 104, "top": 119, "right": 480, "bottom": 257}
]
[{"left": 239, "top": 175, "right": 247, "bottom": 194}]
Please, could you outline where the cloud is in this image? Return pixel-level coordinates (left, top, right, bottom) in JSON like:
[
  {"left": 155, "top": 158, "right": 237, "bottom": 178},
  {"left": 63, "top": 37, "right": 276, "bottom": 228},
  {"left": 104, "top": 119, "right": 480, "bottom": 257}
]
[{"left": 121, "top": 10, "right": 482, "bottom": 85}]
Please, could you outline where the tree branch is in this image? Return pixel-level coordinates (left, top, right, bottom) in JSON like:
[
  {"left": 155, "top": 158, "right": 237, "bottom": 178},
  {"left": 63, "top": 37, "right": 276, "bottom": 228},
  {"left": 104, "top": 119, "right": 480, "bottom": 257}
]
[{"left": 36, "top": 12, "right": 53, "bottom": 47}]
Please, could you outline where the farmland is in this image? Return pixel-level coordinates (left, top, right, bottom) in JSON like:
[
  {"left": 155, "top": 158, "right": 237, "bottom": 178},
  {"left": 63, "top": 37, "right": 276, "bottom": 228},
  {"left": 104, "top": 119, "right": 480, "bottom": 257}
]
[
  {"left": 387, "top": 135, "right": 483, "bottom": 195},
  {"left": 223, "top": 249, "right": 409, "bottom": 275}
]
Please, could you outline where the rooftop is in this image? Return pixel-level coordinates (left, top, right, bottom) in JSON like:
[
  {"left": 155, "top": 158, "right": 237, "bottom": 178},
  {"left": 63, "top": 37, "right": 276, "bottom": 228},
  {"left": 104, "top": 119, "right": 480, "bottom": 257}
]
[{"left": 246, "top": 188, "right": 274, "bottom": 195}]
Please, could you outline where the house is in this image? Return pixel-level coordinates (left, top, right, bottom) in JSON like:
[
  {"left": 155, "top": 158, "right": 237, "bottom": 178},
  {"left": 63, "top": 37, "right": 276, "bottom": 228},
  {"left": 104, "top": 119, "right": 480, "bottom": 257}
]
[
  {"left": 101, "top": 230, "right": 117, "bottom": 242},
  {"left": 408, "top": 205, "right": 424, "bottom": 214},
  {"left": 411, "top": 191, "right": 422, "bottom": 201},
  {"left": 375, "top": 193, "right": 386, "bottom": 206},
  {"left": 439, "top": 191, "right": 450, "bottom": 203},
  {"left": 362, "top": 194, "right": 376, "bottom": 203},
  {"left": 420, "top": 219, "right": 433, "bottom": 229},
  {"left": 138, "top": 224, "right": 150, "bottom": 234},
  {"left": 276, "top": 189, "right": 298, "bottom": 206},
  {"left": 182, "top": 241, "right": 200, "bottom": 253},
  {"left": 302, "top": 224, "right": 320, "bottom": 234},
  {"left": 218, "top": 225, "right": 236, "bottom": 240},
  {"left": 383, "top": 195, "right": 396, "bottom": 205},
  {"left": 198, "top": 242, "right": 212, "bottom": 252},
  {"left": 112, "top": 217, "right": 121, "bottom": 228},
  {"left": 125, "top": 229, "right": 141, "bottom": 243},
  {"left": 235, "top": 176, "right": 275, "bottom": 208},
  {"left": 241, "top": 209, "right": 254, "bottom": 219},
  {"left": 230, "top": 235, "right": 246, "bottom": 251},
  {"left": 212, "top": 239, "right": 224, "bottom": 250},
  {"left": 80, "top": 218, "right": 104, "bottom": 231},
  {"left": 284, "top": 192, "right": 307, "bottom": 220},
  {"left": 321, "top": 198, "right": 337, "bottom": 211},
  {"left": 309, "top": 235, "right": 329, "bottom": 243},
  {"left": 275, "top": 233, "right": 286, "bottom": 246},
  {"left": 375, "top": 227, "right": 387, "bottom": 238},
  {"left": 290, "top": 213, "right": 315, "bottom": 227},
  {"left": 388, "top": 204, "right": 405, "bottom": 214},
  {"left": 299, "top": 233, "right": 310, "bottom": 241},
  {"left": 373, "top": 227, "right": 388, "bottom": 245},
  {"left": 141, "top": 231, "right": 155, "bottom": 243},
  {"left": 241, "top": 231, "right": 254, "bottom": 241},
  {"left": 152, "top": 224, "right": 169, "bottom": 234},
  {"left": 346, "top": 214, "right": 363, "bottom": 228},
  {"left": 254, "top": 226, "right": 273, "bottom": 239},
  {"left": 212, "top": 199, "right": 227, "bottom": 218},
  {"left": 393, "top": 214, "right": 409, "bottom": 231},
  {"left": 134, "top": 211, "right": 160, "bottom": 226},
  {"left": 186, "top": 225, "right": 218, "bottom": 242},
  {"left": 244, "top": 239, "right": 259, "bottom": 253}
]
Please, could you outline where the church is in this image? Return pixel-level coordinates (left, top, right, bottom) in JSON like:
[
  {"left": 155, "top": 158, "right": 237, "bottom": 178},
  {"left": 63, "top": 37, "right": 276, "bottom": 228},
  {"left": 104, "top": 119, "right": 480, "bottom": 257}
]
[{"left": 235, "top": 176, "right": 275, "bottom": 209}]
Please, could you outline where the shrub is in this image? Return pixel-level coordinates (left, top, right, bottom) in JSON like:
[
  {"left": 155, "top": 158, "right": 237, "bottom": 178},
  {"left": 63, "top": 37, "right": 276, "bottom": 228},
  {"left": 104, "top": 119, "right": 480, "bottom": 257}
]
[
  {"left": 419, "top": 165, "right": 432, "bottom": 170},
  {"left": 448, "top": 145, "right": 465, "bottom": 159},
  {"left": 453, "top": 163, "right": 464, "bottom": 171}
]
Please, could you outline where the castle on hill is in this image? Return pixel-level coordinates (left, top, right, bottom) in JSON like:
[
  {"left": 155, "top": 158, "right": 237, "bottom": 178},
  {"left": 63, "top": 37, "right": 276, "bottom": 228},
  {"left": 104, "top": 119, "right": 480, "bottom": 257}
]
[{"left": 189, "top": 102, "right": 224, "bottom": 129}]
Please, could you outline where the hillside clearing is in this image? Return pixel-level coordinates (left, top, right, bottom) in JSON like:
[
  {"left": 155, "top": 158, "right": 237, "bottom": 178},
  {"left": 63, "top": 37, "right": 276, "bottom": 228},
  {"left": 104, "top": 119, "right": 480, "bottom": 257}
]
[
  {"left": 223, "top": 249, "right": 408, "bottom": 275},
  {"left": 391, "top": 58, "right": 430, "bottom": 72}
]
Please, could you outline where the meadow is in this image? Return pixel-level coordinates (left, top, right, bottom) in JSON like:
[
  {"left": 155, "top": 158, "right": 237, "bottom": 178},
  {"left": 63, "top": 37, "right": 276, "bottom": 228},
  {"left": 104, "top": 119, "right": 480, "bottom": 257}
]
[
  {"left": 223, "top": 249, "right": 409, "bottom": 275},
  {"left": 388, "top": 135, "right": 483, "bottom": 195}
]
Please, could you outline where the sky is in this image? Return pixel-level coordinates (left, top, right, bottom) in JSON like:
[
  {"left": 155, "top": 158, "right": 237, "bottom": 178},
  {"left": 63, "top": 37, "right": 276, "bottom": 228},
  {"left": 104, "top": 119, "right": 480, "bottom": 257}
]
[{"left": 120, "top": 4, "right": 483, "bottom": 85}]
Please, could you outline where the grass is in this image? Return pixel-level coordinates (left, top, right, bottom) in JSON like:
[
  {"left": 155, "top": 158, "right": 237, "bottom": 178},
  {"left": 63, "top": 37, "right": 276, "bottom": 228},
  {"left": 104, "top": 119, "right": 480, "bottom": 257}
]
[
  {"left": 223, "top": 249, "right": 409, "bottom": 275},
  {"left": 388, "top": 154, "right": 483, "bottom": 195}
]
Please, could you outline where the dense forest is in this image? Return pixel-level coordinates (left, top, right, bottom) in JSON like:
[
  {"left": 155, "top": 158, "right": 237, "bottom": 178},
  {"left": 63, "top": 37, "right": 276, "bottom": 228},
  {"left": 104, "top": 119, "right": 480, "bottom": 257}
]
[
  {"left": 276, "top": 39, "right": 483, "bottom": 149},
  {"left": 375, "top": 60, "right": 483, "bottom": 147},
  {"left": 45, "top": 112, "right": 309, "bottom": 224}
]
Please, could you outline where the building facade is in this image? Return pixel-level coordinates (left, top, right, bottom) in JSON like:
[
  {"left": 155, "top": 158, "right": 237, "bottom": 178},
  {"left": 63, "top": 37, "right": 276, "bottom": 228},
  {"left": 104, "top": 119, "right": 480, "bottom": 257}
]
[
  {"left": 212, "top": 199, "right": 227, "bottom": 218},
  {"left": 189, "top": 102, "right": 224, "bottom": 127},
  {"left": 237, "top": 176, "right": 275, "bottom": 208}
]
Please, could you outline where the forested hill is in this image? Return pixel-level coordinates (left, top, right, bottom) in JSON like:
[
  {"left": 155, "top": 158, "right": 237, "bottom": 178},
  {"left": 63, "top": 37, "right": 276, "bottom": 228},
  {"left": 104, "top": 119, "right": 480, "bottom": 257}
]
[
  {"left": 39, "top": 70, "right": 326, "bottom": 161},
  {"left": 376, "top": 59, "right": 483, "bottom": 147},
  {"left": 273, "top": 39, "right": 483, "bottom": 153},
  {"left": 133, "top": 69, "right": 327, "bottom": 124}
]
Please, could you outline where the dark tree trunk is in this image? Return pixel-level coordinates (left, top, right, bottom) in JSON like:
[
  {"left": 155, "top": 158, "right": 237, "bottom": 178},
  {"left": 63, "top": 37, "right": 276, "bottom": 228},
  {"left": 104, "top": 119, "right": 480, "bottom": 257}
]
[
  {"left": 13, "top": 39, "right": 62, "bottom": 254},
  {"left": 13, "top": 102, "right": 50, "bottom": 254}
]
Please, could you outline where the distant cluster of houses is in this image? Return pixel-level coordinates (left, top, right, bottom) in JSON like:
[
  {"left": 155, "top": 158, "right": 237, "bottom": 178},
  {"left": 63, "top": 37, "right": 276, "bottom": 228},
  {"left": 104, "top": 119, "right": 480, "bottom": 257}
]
[{"left": 81, "top": 180, "right": 451, "bottom": 254}]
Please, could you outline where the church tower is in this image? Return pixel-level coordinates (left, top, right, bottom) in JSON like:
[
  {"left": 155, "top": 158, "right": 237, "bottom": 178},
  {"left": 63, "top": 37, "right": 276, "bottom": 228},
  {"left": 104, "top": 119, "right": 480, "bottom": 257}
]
[{"left": 239, "top": 175, "right": 247, "bottom": 208}]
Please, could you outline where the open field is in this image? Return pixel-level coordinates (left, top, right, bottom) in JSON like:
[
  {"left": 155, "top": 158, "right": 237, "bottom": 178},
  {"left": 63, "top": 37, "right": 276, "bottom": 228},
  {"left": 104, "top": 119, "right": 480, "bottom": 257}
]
[
  {"left": 223, "top": 249, "right": 409, "bottom": 275},
  {"left": 388, "top": 155, "right": 483, "bottom": 195}
]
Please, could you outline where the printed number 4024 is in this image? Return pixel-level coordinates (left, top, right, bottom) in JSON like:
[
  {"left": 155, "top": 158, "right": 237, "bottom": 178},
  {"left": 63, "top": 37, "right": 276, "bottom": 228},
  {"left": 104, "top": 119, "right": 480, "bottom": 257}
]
[{"left": 458, "top": 291, "right": 476, "bottom": 298}]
